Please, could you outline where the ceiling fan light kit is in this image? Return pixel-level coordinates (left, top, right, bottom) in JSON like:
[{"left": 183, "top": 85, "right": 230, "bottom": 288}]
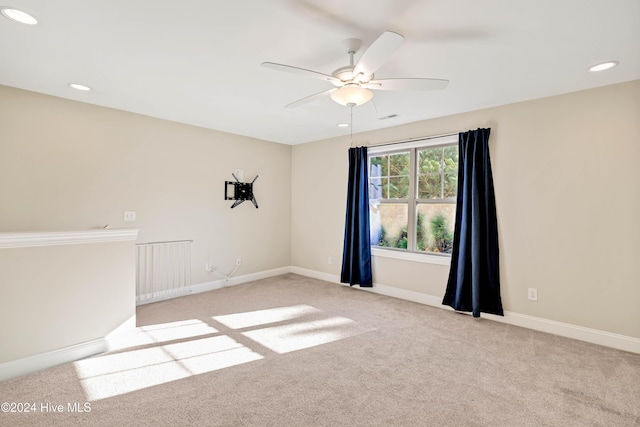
[
  {"left": 262, "top": 30, "right": 449, "bottom": 109},
  {"left": 330, "top": 84, "right": 373, "bottom": 106}
]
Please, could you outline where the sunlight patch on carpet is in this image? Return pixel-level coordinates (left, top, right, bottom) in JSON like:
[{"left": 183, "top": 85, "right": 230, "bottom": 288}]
[
  {"left": 242, "top": 316, "right": 362, "bottom": 354},
  {"left": 75, "top": 306, "right": 368, "bottom": 401},
  {"left": 212, "top": 304, "right": 321, "bottom": 329},
  {"left": 74, "top": 335, "right": 262, "bottom": 401},
  {"left": 140, "top": 319, "right": 219, "bottom": 342},
  {"left": 108, "top": 319, "right": 219, "bottom": 351}
]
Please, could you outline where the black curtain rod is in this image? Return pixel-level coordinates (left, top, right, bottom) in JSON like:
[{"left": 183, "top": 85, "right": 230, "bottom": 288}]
[{"left": 361, "top": 131, "right": 459, "bottom": 149}]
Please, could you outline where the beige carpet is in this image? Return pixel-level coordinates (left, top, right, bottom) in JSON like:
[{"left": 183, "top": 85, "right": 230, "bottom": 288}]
[{"left": 1, "top": 273, "right": 639, "bottom": 426}]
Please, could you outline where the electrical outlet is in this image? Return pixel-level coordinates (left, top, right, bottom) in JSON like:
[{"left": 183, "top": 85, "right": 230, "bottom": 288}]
[
  {"left": 123, "top": 211, "right": 136, "bottom": 222},
  {"left": 205, "top": 263, "right": 212, "bottom": 272},
  {"left": 328, "top": 256, "right": 333, "bottom": 265},
  {"left": 528, "top": 288, "right": 538, "bottom": 301},
  {"left": 236, "top": 258, "right": 242, "bottom": 266}
]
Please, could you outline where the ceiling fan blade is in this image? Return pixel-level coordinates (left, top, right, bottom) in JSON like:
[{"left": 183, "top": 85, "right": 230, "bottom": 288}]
[
  {"left": 285, "top": 0, "right": 369, "bottom": 35},
  {"left": 363, "top": 78, "right": 449, "bottom": 91},
  {"left": 262, "top": 62, "right": 340, "bottom": 85},
  {"left": 285, "top": 88, "right": 335, "bottom": 108},
  {"left": 353, "top": 31, "right": 404, "bottom": 78}
]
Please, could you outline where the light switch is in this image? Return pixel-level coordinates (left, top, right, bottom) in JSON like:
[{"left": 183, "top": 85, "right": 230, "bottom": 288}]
[{"left": 123, "top": 211, "right": 136, "bottom": 222}]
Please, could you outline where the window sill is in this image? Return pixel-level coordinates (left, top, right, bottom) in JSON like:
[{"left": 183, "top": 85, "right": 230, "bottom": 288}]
[{"left": 371, "top": 247, "right": 451, "bottom": 266}]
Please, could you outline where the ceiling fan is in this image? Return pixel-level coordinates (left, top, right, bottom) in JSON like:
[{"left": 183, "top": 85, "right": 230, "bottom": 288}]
[{"left": 262, "top": 31, "right": 449, "bottom": 108}]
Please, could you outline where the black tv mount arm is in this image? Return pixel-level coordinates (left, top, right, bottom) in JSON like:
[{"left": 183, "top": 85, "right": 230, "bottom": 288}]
[{"left": 224, "top": 173, "right": 258, "bottom": 208}]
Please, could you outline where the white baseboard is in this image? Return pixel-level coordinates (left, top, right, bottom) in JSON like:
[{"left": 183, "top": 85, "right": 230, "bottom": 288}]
[
  {"left": 136, "top": 266, "right": 292, "bottom": 305},
  {"left": 0, "top": 339, "right": 107, "bottom": 383},
  {"left": 136, "top": 288, "right": 193, "bottom": 305},
  {"left": 290, "top": 266, "right": 337, "bottom": 285},
  {"left": 190, "top": 266, "right": 292, "bottom": 295},
  {"left": 290, "top": 266, "right": 640, "bottom": 354}
]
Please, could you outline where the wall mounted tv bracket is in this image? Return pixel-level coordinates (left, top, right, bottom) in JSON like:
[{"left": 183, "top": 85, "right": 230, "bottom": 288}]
[{"left": 225, "top": 173, "right": 258, "bottom": 208}]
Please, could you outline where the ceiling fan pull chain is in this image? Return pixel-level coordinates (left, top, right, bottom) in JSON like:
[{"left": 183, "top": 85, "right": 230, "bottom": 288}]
[{"left": 350, "top": 105, "right": 354, "bottom": 147}]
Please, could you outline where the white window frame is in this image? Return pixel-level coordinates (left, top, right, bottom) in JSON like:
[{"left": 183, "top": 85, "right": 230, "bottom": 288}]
[{"left": 368, "top": 134, "right": 458, "bottom": 266}]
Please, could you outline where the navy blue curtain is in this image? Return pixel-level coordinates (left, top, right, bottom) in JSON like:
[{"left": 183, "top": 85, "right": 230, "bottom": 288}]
[
  {"left": 442, "top": 128, "right": 503, "bottom": 317},
  {"left": 341, "top": 146, "right": 373, "bottom": 287}
]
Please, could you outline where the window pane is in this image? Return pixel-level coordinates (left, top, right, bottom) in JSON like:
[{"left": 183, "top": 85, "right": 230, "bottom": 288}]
[
  {"left": 416, "top": 204, "right": 456, "bottom": 253},
  {"left": 443, "top": 146, "right": 458, "bottom": 173},
  {"left": 370, "top": 178, "right": 388, "bottom": 199},
  {"left": 370, "top": 155, "right": 387, "bottom": 177},
  {"left": 389, "top": 152, "right": 410, "bottom": 175},
  {"left": 370, "top": 203, "right": 408, "bottom": 250},
  {"left": 370, "top": 177, "right": 382, "bottom": 199},
  {"left": 418, "top": 174, "right": 441, "bottom": 199},
  {"left": 369, "top": 141, "right": 457, "bottom": 255},
  {"left": 418, "top": 148, "right": 441, "bottom": 173},
  {"left": 443, "top": 173, "right": 457, "bottom": 198},
  {"left": 389, "top": 176, "right": 409, "bottom": 199}
]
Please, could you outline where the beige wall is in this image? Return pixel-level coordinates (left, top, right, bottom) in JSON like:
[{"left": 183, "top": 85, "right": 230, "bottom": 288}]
[
  {"left": 0, "top": 240, "right": 135, "bottom": 363},
  {"left": 1, "top": 79, "right": 638, "bottom": 363},
  {"left": 291, "top": 80, "right": 640, "bottom": 339},
  {"left": 0, "top": 85, "right": 292, "bottom": 286}
]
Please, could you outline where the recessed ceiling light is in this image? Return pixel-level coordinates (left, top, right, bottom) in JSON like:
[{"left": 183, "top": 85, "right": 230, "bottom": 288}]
[
  {"left": 68, "top": 83, "right": 92, "bottom": 91},
  {"left": 337, "top": 123, "right": 350, "bottom": 128},
  {"left": 589, "top": 61, "right": 619, "bottom": 72},
  {"left": 1, "top": 8, "right": 38, "bottom": 25}
]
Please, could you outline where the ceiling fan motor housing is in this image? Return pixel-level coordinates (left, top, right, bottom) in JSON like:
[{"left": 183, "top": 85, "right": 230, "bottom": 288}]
[{"left": 332, "top": 66, "right": 373, "bottom": 86}]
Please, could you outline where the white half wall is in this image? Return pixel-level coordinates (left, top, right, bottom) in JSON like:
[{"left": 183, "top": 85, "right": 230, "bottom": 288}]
[{"left": 0, "top": 229, "right": 138, "bottom": 379}]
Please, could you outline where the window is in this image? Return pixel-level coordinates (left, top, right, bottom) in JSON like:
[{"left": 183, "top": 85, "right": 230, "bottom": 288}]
[{"left": 369, "top": 135, "right": 458, "bottom": 258}]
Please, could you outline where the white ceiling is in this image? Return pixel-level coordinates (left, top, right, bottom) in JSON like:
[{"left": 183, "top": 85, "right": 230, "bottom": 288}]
[{"left": 1, "top": 0, "right": 639, "bottom": 145}]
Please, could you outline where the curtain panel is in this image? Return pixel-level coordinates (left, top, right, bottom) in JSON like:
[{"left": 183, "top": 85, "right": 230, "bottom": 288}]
[
  {"left": 443, "top": 128, "right": 503, "bottom": 317},
  {"left": 341, "top": 146, "right": 373, "bottom": 287}
]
